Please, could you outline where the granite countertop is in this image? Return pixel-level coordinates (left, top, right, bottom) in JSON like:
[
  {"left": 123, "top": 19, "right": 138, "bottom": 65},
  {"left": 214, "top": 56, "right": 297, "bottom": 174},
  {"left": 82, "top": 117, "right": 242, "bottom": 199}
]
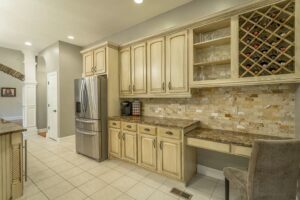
[
  {"left": 185, "top": 128, "right": 292, "bottom": 147},
  {"left": 0, "top": 119, "right": 26, "bottom": 136},
  {"left": 109, "top": 116, "right": 199, "bottom": 129}
]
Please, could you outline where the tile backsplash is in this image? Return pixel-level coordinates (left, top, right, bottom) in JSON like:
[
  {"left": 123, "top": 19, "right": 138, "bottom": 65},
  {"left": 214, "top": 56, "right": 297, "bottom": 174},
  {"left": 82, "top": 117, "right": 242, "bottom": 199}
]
[{"left": 138, "top": 84, "right": 297, "bottom": 138}]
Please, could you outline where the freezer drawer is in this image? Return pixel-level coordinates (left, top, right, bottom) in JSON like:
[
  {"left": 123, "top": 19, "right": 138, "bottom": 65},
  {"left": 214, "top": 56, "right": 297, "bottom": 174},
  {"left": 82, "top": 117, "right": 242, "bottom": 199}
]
[
  {"left": 76, "top": 129, "right": 101, "bottom": 161},
  {"left": 76, "top": 118, "right": 101, "bottom": 132}
]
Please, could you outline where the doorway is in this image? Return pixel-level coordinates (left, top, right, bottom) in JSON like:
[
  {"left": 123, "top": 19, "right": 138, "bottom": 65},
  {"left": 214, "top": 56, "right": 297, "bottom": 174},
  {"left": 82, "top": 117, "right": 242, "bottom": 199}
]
[{"left": 47, "top": 72, "right": 58, "bottom": 140}]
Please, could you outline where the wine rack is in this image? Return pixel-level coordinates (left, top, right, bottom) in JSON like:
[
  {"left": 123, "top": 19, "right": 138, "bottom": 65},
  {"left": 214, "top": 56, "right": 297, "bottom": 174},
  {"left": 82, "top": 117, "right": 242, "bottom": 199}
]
[{"left": 239, "top": 0, "right": 295, "bottom": 78}]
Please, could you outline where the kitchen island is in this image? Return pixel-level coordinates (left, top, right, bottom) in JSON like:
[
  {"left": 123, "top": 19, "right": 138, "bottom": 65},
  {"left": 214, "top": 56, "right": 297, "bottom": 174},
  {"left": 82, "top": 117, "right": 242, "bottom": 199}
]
[{"left": 0, "top": 119, "right": 25, "bottom": 200}]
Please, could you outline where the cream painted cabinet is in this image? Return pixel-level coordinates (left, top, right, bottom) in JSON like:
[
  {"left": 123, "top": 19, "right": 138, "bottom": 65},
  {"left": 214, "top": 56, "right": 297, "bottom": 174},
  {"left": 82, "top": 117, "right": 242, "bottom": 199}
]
[
  {"left": 158, "top": 137, "right": 182, "bottom": 179},
  {"left": 131, "top": 43, "right": 147, "bottom": 94},
  {"left": 138, "top": 134, "right": 157, "bottom": 170},
  {"left": 166, "top": 30, "right": 188, "bottom": 93},
  {"left": 83, "top": 51, "right": 94, "bottom": 76},
  {"left": 122, "top": 130, "right": 137, "bottom": 163},
  {"left": 147, "top": 37, "right": 165, "bottom": 94},
  {"left": 108, "top": 128, "right": 122, "bottom": 158},
  {"left": 93, "top": 47, "right": 106, "bottom": 74},
  {"left": 120, "top": 47, "right": 132, "bottom": 95}
]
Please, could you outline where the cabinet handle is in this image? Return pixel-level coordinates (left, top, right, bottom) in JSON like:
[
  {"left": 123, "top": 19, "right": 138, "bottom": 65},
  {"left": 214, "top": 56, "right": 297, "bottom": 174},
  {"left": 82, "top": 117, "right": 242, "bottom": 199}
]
[
  {"left": 123, "top": 133, "right": 125, "bottom": 141},
  {"left": 165, "top": 131, "right": 173, "bottom": 135},
  {"left": 162, "top": 82, "right": 165, "bottom": 90},
  {"left": 112, "top": 122, "right": 117, "bottom": 126},
  {"left": 127, "top": 125, "right": 132, "bottom": 129},
  {"left": 168, "top": 82, "right": 171, "bottom": 90},
  {"left": 144, "top": 128, "right": 150, "bottom": 132},
  {"left": 133, "top": 85, "right": 136, "bottom": 91},
  {"left": 153, "top": 139, "right": 156, "bottom": 148},
  {"left": 160, "top": 141, "right": 163, "bottom": 150}
]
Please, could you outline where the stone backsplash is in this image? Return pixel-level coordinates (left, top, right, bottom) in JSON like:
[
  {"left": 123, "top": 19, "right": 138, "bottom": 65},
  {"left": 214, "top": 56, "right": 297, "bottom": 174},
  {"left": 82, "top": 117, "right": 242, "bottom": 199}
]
[{"left": 138, "top": 84, "right": 297, "bottom": 138}]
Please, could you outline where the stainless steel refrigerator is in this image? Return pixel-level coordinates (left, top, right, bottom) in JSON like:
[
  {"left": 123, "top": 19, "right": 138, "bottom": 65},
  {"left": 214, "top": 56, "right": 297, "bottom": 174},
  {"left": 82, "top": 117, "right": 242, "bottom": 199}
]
[{"left": 74, "top": 75, "right": 107, "bottom": 161}]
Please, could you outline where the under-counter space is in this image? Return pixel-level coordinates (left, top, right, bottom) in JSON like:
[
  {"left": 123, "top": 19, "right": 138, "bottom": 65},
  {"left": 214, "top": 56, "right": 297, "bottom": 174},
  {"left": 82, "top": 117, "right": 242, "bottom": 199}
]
[
  {"left": 109, "top": 116, "right": 199, "bottom": 129},
  {"left": 185, "top": 128, "right": 293, "bottom": 157}
]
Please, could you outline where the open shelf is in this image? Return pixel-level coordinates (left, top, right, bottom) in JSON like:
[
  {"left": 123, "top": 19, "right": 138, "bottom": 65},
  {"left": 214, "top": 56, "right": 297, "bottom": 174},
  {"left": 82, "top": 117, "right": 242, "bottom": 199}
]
[
  {"left": 239, "top": 0, "right": 295, "bottom": 78},
  {"left": 194, "top": 58, "right": 230, "bottom": 66},
  {"left": 194, "top": 36, "right": 230, "bottom": 49}
]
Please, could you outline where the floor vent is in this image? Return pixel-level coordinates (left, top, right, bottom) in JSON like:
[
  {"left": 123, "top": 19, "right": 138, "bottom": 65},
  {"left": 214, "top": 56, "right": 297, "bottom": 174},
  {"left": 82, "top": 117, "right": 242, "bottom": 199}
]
[{"left": 170, "top": 188, "right": 193, "bottom": 200}]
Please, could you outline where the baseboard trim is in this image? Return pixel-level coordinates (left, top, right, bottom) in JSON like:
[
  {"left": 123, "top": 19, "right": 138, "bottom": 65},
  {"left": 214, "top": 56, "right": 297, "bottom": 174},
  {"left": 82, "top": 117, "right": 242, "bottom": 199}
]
[
  {"left": 2, "top": 116, "right": 23, "bottom": 121},
  {"left": 58, "top": 134, "right": 75, "bottom": 142},
  {"left": 197, "top": 164, "right": 224, "bottom": 180},
  {"left": 38, "top": 128, "right": 47, "bottom": 133}
]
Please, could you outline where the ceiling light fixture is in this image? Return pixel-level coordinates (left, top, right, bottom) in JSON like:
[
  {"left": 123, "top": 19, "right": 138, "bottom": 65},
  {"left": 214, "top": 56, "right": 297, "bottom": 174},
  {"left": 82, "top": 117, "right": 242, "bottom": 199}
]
[
  {"left": 134, "top": 0, "right": 143, "bottom": 4},
  {"left": 67, "top": 35, "right": 75, "bottom": 40},
  {"left": 24, "top": 42, "right": 32, "bottom": 46}
]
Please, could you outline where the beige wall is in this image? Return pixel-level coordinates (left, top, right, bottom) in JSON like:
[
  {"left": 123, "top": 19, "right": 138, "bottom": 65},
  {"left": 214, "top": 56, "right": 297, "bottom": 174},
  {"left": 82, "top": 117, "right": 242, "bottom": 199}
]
[
  {"left": 86, "top": 0, "right": 253, "bottom": 47},
  {"left": 58, "top": 41, "right": 82, "bottom": 137},
  {"left": 0, "top": 47, "right": 24, "bottom": 120},
  {"left": 36, "top": 41, "right": 82, "bottom": 137}
]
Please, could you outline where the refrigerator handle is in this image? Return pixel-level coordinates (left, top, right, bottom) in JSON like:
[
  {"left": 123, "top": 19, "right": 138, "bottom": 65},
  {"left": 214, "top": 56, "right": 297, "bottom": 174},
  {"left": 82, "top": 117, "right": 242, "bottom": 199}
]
[
  {"left": 80, "top": 81, "right": 85, "bottom": 115},
  {"left": 83, "top": 82, "right": 88, "bottom": 113}
]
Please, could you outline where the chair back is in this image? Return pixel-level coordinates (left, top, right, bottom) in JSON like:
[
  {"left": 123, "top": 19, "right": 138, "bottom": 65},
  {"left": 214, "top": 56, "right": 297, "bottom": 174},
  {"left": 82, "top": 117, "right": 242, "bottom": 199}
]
[{"left": 247, "top": 139, "right": 300, "bottom": 200}]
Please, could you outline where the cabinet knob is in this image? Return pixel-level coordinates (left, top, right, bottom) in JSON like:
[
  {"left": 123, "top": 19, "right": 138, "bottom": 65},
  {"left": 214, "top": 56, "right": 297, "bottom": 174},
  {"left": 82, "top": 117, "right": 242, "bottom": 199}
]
[
  {"left": 144, "top": 128, "right": 150, "bottom": 132},
  {"left": 112, "top": 122, "right": 116, "bottom": 126},
  {"left": 165, "top": 131, "right": 173, "bottom": 135},
  {"left": 127, "top": 125, "right": 132, "bottom": 129}
]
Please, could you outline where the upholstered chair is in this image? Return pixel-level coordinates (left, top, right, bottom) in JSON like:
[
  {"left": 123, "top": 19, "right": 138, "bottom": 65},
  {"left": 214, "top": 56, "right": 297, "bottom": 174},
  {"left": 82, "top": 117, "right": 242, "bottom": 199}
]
[{"left": 223, "top": 139, "right": 300, "bottom": 200}]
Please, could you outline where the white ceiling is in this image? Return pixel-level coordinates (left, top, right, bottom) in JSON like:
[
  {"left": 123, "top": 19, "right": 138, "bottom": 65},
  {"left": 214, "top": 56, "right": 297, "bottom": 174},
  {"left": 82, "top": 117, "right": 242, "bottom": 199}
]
[{"left": 0, "top": 0, "right": 192, "bottom": 52}]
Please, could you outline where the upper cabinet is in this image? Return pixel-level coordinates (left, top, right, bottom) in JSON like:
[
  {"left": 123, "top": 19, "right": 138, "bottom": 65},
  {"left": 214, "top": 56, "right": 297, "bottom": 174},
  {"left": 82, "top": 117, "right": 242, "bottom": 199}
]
[
  {"left": 120, "top": 31, "right": 190, "bottom": 98},
  {"left": 147, "top": 37, "right": 165, "bottom": 94},
  {"left": 93, "top": 47, "right": 106, "bottom": 74},
  {"left": 189, "top": 0, "right": 299, "bottom": 88},
  {"left": 82, "top": 47, "right": 106, "bottom": 76},
  {"left": 166, "top": 30, "right": 189, "bottom": 93},
  {"left": 131, "top": 43, "right": 147, "bottom": 94},
  {"left": 120, "top": 47, "right": 132, "bottom": 96},
  {"left": 83, "top": 51, "right": 94, "bottom": 76}
]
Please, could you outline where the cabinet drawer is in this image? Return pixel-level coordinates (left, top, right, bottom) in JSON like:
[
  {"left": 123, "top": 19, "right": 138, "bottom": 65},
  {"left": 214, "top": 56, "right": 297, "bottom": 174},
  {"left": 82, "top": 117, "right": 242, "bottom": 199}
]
[
  {"left": 122, "top": 122, "right": 137, "bottom": 132},
  {"left": 158, "top": 127, "right": 181, "bottom": 140},
  {"left": 138, "top": 124, "right": 156, "bottom": 135},
  {"left": 186, "top": 138, "right": 230, "bottom": 153},
  {"left": 231, "top": 145, "right": 252, "bottom": 157},
  {"left": 109, "top": 120, "right": 120, "bottom": 129}
]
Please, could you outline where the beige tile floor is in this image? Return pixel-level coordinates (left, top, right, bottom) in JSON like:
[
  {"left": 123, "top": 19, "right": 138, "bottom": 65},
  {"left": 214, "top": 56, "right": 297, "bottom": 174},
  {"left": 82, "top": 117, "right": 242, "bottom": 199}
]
[{"left": 19, "top": 135, "right": 241, "bottom": 200}]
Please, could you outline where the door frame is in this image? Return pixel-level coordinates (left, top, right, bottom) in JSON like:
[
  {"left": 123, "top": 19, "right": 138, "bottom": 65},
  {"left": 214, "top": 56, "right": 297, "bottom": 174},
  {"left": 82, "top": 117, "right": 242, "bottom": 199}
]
[{"left": 47, "top": 71, "right": 59, "bottom": 141}]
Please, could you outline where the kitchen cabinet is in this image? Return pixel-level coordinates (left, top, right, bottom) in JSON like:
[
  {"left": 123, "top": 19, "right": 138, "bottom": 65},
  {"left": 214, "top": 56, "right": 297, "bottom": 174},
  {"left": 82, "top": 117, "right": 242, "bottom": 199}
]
[
  {"left": 120, "top": 47, "right": 132, "bottom": 95},
  {"left": 138, "top": 133, "right": 157, "bottom": 170},
  {"left": 83, "top": 51, "right": 94, "bottom": 76},
  {"left": 131, "top": 43, "right": 147, "bottom": 94},
  {"left": 147, "top": 37, "right": 165, "bottom": 94},
  {"left": 122, "top": 130, "right": 137, "bottom": 163},
  {"left": 108, "top": 128, "right": 122, "bottom": 158},
  {"left": 166, "top": 30, "right": 189, "bottom": 93},
  {"left": 108, "top": 119, "right": 197, "bottom": 184},
  {"left": 93, "top": 47, "right": 106, "bottom": 74}
]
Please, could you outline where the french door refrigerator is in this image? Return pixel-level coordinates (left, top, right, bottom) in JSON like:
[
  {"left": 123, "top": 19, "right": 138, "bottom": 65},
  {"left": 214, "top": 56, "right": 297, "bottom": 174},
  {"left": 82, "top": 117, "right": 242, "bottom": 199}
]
[{"left": 74, "top": 75, "right": 107, "bottom": 161}]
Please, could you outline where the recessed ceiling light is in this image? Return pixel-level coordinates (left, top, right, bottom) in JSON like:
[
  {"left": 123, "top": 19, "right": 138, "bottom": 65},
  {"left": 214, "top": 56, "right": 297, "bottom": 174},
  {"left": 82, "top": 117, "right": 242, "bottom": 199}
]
[
  {"left": 67, "top": 35, "right": 75, "bottom": 40},
  {"left": 24, "top": 42, "right": 32, "bottom": 46},
  {"left": 134, "top": 0, "right": 143, "bottom": 4}
]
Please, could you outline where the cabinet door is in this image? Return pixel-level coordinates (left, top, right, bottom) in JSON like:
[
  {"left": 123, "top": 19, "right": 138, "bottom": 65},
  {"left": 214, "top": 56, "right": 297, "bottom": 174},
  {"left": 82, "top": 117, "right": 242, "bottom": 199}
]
[
  {"left": 120, "top": 47, "right": 132, "bottom": 95},
  {"left": 122, "top": 131, "right": 137, "bottom": 163},
  {"left": 94, "top": 47, "right": 106, "bottom": 74},
  {"left": 166, "top": 30, "right": 188, "bottom": 93},
  {"left": 158, "top": 137, "right": 181, "bottom": 179},
  {"left": 147, "top": 37, "right": 165, "bottom": 94},
  {"left": 109, "top": 128, "right": 121, "bottom": 158},
  {"left": 138, "top": 134, "right": 157, "bottom": 170},
  {"left": 83, "top": 51, "right": 94, "bottom": 76},
  {"left": 131, "top": 43, "right": 147, "bottom": 94}
]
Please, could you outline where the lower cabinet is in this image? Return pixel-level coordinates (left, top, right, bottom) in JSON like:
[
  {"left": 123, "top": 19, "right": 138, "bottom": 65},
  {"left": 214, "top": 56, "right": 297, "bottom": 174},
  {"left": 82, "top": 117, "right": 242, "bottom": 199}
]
[
  {"left": 158, "top": 137, "right": 182, "bottom": 179},
  {"left": 138, "top": 134, "right": 157, "bottom": 170},
  {"left": 108, "top": 120, "right": 197, "bottom": 183},
  {"left": 122, "top": 130, "right": 137, "bottom": 163},
  {"left": 108, "top": 128, "right": 122, "bottom": 158}
]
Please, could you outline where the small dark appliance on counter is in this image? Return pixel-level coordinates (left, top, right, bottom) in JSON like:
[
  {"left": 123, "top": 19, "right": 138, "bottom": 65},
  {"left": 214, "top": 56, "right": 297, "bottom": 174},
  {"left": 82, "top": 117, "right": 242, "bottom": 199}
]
[
  {"left": 121, "top": 101, "right": 132, "bottom": 116},
  {"left": 132, "top": 100, "right": 141, "bottom": 116}
]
